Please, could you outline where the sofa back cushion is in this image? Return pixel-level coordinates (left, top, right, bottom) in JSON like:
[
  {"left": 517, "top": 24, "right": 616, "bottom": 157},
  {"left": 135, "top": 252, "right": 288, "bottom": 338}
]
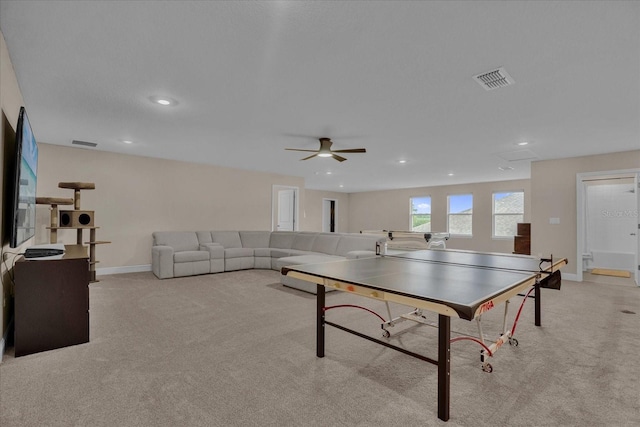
[
  {"left": 196, "top": 231, "right": 213, "bottom": 245},
  {"left": 211, "top": 231, "right": 242, "bottom": 248},
  {"left": 239, "top": 231, "right": 272, "bottom": 248},
  {"left": 335, "top": 234, "right": 379, "bottom": 257},
  {"left": 153, "top": 231, "right": 200, "bottom": 252},
  {"left": 311, "top": 233, "right": 341, "bottom": 255},
  {"left": 269, "top": 231, "right": 296, "bottom": 249},
  {"left": 292, "top": 233, "right": 317, "bottom": 251}
]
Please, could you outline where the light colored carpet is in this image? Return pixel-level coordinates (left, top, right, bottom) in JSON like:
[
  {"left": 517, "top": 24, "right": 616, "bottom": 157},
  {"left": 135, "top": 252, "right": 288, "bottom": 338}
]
[{"left": 1, "top": 269, "right": 639, "bottom": 426}]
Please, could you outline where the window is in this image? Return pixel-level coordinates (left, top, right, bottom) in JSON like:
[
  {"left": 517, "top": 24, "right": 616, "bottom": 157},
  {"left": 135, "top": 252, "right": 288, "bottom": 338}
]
[
  {"left": 410, "top": 196, "right": 431, "bottom": 232},
  {"left": 448, "top": 194, "right": 473, "bottom": 236},
  {"left": 493, "top": 191, "right": 524, "bottom": 237}
]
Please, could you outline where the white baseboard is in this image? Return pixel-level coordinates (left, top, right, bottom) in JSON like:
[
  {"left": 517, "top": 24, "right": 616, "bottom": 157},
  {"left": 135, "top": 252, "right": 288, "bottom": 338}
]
[
  {"left": 96, "top": 264, "right": 151, "bottom": 276},
  {"left": 1, "top": 317, "right": 14, "bottom": 364}
]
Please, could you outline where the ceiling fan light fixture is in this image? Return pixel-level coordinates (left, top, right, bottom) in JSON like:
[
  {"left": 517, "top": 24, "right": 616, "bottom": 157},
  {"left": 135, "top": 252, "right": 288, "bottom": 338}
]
[{"left": 318, "top": 152, "right": 333, "bottom": 157}]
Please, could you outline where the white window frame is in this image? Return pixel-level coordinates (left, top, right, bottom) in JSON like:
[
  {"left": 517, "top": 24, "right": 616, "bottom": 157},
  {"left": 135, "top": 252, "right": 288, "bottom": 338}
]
[
  {"left": 410, "top": 196, "right": 432, "bottom": 232},
  {"left": 492, "top": 190, "right": 525, "bottom": 239},
  {"left": 447, "top": 193, "right": 473, "bottom": 237}
]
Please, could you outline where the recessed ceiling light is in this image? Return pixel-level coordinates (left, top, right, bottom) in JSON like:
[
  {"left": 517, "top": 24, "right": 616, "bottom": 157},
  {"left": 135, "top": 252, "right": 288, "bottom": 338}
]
[
  {"left": 498, "top": 165, "right": 514, "bottom": 171},
  {"left": 326, "top": 171, "right": 332, "bottom": 175},
  {"left": 339, "top": 184, "right": 344, "bottom": 188},
  {"left": 149, "top": 95, "right": 178, "bottom": 106},
  {"left": 398, "top": 160, "right": 407, "bottom": 164},
  {"left": 517, "top": 141, "right": 529, "bottom": 146},
  {"left": 448, "top": 173, "right": 454, "bottom": 176},
  {"left": 122, "top": 140, "right": 133, "bottom": 144}
]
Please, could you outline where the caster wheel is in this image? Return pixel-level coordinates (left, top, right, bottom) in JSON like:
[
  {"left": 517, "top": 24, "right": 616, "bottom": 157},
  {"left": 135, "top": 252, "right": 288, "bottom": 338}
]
[
  {"left": 382, "top": 330, "right": 391, "bottom": 338},
  {"left": 509, "top": 338, "right": 519, "bottom": 347},
  {"left": 482, "top": 363, "right": 493, "bottom": 373}
]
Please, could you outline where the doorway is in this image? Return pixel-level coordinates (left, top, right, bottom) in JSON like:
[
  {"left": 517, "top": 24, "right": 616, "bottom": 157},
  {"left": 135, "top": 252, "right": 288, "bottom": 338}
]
[
  {"left": 577, "top": 169, "right": 639, "bottom": 285},
  {"left": 272, "top": 186, "right": 299, "bottom": 231},
  {"left": 322, "top": 199, "right": 338, "bottom": 232}
]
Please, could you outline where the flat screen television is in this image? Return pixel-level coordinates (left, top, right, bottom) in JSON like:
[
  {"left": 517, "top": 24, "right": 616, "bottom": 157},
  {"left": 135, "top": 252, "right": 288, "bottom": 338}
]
[{"left": 9, "top": 107, "right": 38, "bottom": 248}]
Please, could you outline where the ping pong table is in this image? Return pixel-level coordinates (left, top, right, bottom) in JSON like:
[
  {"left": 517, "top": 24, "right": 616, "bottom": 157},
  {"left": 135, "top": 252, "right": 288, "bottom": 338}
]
[{"left": 281, "top": 249, "right": 567, "bottom": 422}]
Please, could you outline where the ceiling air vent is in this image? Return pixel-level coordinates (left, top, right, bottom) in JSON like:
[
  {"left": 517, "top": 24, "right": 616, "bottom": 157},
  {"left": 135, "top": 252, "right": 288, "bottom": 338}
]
[
  {"left": 473, "top": 67, "right": 515, "bottom": 91},
  {"left": 72, "top": 140, "right": 98, "bottom": 148},
  {"left": 497, "top": 149, "right": 539, "bottom": 162}
]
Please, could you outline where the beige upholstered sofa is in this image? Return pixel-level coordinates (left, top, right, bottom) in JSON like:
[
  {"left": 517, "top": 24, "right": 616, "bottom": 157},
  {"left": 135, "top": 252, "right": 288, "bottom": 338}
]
[{"left": 151, "top": 231, "right": 385, "bottom": 293}]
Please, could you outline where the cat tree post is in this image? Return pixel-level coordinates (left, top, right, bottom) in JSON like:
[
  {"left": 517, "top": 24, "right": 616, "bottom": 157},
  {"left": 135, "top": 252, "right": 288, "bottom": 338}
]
[{"left": 35, "top": 197, "right": 74, "bottom": 244}]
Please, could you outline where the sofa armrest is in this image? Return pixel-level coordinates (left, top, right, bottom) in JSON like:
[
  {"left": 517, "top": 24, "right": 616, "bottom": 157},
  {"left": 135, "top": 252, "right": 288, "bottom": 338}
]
[
  {"left": 345, "top": 250, "right": 376, "bottom": 260},
  {"left": 200, "top": 243, "right": 224, "bottom": 259},
  {"left": 152, "top": 245, "right": 174, "bottom": 279}
]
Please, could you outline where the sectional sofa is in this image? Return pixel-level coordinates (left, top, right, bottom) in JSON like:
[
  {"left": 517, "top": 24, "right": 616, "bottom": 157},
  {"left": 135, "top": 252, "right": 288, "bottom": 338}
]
[{"left": 151, "top": 230, "right": 385, "bottom": 293}]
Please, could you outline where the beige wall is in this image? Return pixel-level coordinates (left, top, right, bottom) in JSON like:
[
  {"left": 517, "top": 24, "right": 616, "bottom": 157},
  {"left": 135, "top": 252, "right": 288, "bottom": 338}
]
[
  {"left": 1, "top": 29, "right": 28, "bottom": 351},
  {"left": 302, "top": 189, "right": 350, "bottom": 233},
  {"left": 531, "top": 150, "right": 640, "bottom": 276},
  {"left": 35, "top": 144, "right": 305, "bottom": 269},
  {"left": 2, "top": 19, "right": 637, "bottom": 358},
  {"left": 348, "top": 179, "right": 531, "bottom": 253}
]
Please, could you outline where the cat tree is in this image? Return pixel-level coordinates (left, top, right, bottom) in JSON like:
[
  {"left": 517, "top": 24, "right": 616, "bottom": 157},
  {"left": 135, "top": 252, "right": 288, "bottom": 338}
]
[{"left": 38, "top": 182, "right": 110, "bottom": 282}]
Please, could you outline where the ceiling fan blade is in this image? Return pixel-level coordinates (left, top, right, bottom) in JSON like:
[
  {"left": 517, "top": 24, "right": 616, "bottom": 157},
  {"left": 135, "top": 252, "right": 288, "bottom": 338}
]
[
  {"left": 332, "top": 154, "right": 348, "bottom": 162},
  {"left": 300, "top": 153, "right": 319, "bottom": 161},
  {"left": 332, "top": 148, "right": 367, "bottom": 153},
  {"left": 285, "top": 148, "right": 319, "bottom": 153}
]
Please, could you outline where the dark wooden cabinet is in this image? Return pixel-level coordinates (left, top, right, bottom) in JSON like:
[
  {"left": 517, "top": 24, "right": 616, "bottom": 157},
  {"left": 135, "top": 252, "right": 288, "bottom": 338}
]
[
  {"left": 14, "top": 256, "right": 90, "bottom": 357},
  {"left": 514, "top": 223, "right": 531, "bottom": 255}
]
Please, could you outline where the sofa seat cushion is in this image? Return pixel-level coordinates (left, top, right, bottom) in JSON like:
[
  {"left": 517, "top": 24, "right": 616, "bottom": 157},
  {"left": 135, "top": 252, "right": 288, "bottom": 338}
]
[
  {"left": 270, "top": 248, "right": 310, "bottom": 259},
  {"left": 346, "top": 250, "right": 376, "bottom": 259},
  {"left": 225, "top": 247, "right": 254, "bottom": 259},
  {"left": 174, "top": 251, "right": 210, "bottom": 263},
  {"left": 253, "top": 247, "right": 272, "bottom": 257},
  {"left": 276, "top": 254, "right": 343, "bottom": 270}
]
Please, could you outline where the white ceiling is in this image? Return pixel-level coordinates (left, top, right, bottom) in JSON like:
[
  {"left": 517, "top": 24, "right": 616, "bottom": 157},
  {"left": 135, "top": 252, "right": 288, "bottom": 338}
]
[{"left": 1, "top": 1, "right": 638, "bottom": 192}]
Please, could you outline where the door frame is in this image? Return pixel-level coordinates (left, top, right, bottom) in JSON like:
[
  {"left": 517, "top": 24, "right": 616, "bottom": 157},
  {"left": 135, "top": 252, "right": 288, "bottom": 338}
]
[
  {"left": 576, "top": 168, "right": 640, "bottom": 283},
  {"left": 322, "top": 198, "right": 338, "bottom": 233},
  {"left": 272, "top": 185, "right": 299, "bottom": 232}
]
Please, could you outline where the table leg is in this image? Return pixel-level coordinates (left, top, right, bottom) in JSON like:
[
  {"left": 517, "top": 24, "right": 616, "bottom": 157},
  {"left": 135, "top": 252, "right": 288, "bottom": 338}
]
[
  {"left": 534, "top": 281, "right": 541, "bottom": 326},
  {"left": 317, "top": 284, "right": 325, "bottom": 358},
  {"left": 438, "top": 314, "right": 451, "bottom": 421}
]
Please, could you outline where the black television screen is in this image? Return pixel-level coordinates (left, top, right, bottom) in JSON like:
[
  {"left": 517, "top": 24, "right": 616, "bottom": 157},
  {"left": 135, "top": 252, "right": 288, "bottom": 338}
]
[{"left": 9, "top": 107, "right": 38, "bottom": 248}]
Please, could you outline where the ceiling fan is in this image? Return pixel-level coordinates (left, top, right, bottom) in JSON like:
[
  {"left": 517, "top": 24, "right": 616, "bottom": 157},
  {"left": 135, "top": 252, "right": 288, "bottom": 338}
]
[{"left": 285, "top": 137, "right": 366, "bottom": 162}]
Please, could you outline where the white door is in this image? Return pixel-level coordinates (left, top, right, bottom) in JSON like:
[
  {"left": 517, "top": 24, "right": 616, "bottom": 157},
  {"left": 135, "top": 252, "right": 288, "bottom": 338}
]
[{"left": 277, "top": 189, "right": 296, "bottom": 231}]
